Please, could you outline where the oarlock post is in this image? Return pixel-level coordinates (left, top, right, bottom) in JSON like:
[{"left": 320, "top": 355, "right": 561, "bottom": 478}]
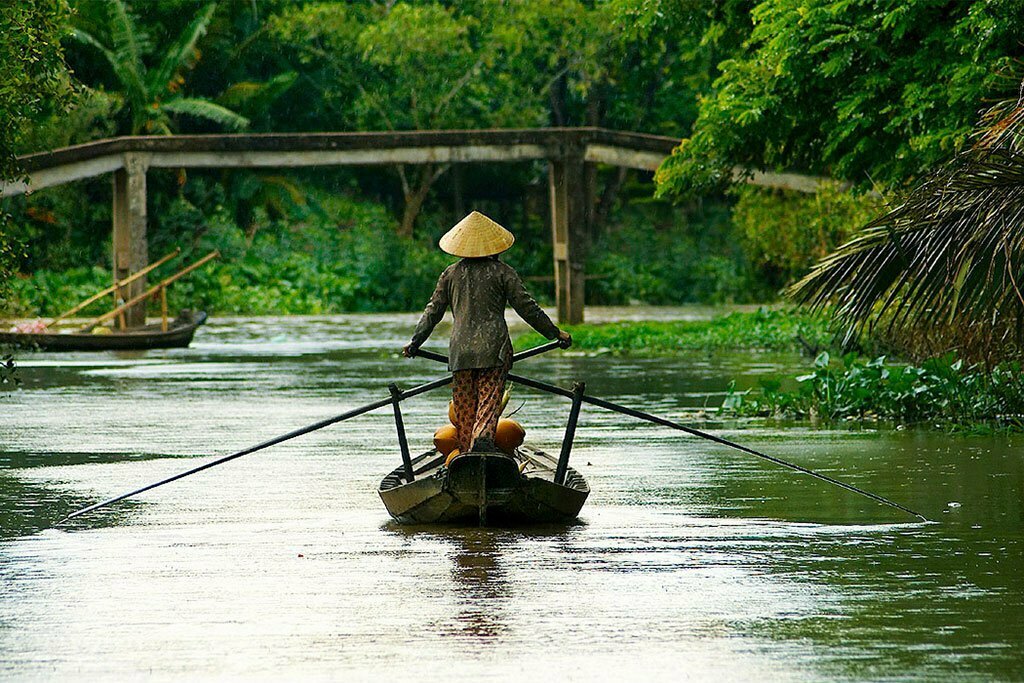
[
  {"left": 555, "top": 381, "right": 585, "bottom": 485},
  {"left": 389, "top": 383, "right": 415, "bottom": 483}
]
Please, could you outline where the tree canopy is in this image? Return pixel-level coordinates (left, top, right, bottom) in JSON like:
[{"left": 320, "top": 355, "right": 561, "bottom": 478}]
[
  {"left": 655, "top": 0, "right": 1024, "bottom": 198},
  {"left": 0, "top": 0, "right": 72, "bottom": 183},
  {"left": 71, "top": 0, "right": 247, "bottom": 135},
  {"left": 1, "top": 0, "right": 72, "bottom": 315}
]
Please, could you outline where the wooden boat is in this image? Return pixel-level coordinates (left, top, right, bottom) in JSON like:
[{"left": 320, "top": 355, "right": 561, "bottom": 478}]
[
  {"left": 0, "top": 310, "right": 208, "bottom": 351},
  {"left": 379, "top": 446, "right": 589, "bottom": 525}
]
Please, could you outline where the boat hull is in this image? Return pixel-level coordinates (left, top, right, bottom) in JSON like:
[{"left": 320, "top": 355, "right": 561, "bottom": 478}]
[
  {"left": 0, "top": 311, "right": 208, "bottom": 351},
  {"left": 379, "top": 448, "right": 589, "bottom": 526}
]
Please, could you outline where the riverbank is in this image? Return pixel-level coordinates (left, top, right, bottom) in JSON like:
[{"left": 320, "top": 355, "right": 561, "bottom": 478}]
[{"left": 6, "top": 304, "right": 1022, "bottom": 432}]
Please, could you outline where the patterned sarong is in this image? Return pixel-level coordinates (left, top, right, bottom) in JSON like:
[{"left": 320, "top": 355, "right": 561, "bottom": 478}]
[{"left": 451, "top": 356, "right": 511, "bottom": 452}]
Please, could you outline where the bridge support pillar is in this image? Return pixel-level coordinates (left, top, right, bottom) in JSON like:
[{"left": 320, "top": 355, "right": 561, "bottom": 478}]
[
  {"left": 112, "top": 153, "right": 149, "bottom": 328},
  {"left": 548, "top": 151, "right": 586, "bottom": 325}
]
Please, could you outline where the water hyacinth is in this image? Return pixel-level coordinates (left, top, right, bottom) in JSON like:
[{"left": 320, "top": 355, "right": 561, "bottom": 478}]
[{"left": 722, "top": 352, "right": 1024, "bottom": 431}]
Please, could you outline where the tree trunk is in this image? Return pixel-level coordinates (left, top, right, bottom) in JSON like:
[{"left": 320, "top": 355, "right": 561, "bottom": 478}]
[
  {"left": 583, "top": 82, "right": 608, "bottom": 238},
  {"left": 398, "top": 183, "right": 430, "bottom": 237},
  {"left": 396, "top": 163, "right": 449, "bottom": 237},
  {"left": 549, "top": 62, "right": 568, "bottom": 126}
]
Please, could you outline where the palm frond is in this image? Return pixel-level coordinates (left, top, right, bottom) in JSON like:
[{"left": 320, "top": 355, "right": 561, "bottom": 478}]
[
  {"left": 103, "top": 0, "right": 147, "bottom": 112},
  {"left": 70, "top": 28, "right": 119, "bottom": 75},
  {"left": 161, "top": 97, "right": 249, "bottom": 130},
  {"left": 217, "top": 72, "right": 298, "bottom": 115},
  {"left": 146, "top": 2, "right": 218, "bottom": 96},
  {"left": 789, "top": 148, "right": 1024, "bottom": 341},
  {"left": 975, "top": 77, "right": 1024, "bottom": 153}
]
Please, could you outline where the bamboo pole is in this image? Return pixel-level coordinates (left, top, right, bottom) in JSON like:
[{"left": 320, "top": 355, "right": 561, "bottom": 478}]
[
  {"left": 50, "top": 248, "right": 181, "bottom": 326},
  {"left": 160, "top": 286, "right": 168, "bottom": 332},
  {"left": 82, "top": 250, "right": 219, "bottom": 330}
]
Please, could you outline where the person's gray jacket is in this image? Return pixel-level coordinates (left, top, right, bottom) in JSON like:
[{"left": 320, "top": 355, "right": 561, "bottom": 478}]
[{"left": 410, "top": 257, "right": 560, "bottom": 371}]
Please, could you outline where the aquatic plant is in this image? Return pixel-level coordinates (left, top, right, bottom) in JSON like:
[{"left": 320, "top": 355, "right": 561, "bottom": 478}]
[{"left": 721, "top": 352, "right": 1024, "bottom": 431}]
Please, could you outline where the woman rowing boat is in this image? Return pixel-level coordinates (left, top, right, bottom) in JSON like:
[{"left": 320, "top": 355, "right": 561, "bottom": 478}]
[{"left": 403, "top": 211, "right": 572, "bottom": 454}]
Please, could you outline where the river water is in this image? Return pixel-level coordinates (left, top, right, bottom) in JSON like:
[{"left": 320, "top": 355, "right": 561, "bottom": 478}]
[{"left": 1, "top": 310, "right": 1021, "bottom": 681}]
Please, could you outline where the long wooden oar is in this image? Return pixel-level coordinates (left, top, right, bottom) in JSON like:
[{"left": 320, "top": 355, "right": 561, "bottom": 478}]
[
  {"left": 511, "top": 338, "right": 571, "bottom": 360},
  {"left": 414, "top": 338, "right": 568, "bottom": 364},
  {"left": 412, "top": 348, "right": 929, "bottom": 522},
  {"left": 59, "top": 374, "right": 453, "bottom": 523},
  {"left": 61, "top": 341, "right": 567, "bottom": 523}
]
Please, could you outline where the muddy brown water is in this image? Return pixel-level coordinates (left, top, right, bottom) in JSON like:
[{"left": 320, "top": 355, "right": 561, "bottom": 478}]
[{"left": 1, "top": 310, "right": 1021, "bottom": 680}]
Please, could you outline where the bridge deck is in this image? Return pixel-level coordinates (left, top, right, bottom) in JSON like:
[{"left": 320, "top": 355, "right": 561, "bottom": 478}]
[{"left": 4, "top": 128, "right": 682, "bottom": 196}]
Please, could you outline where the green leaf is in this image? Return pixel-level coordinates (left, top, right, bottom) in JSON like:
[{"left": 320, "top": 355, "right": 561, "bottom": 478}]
[
  {"left": 146, "top": 3, "right": 218, "bottom": 97},
  {"left": 161, "top": 97, "right": 249, "bottom": 130},
  {"left": 102, "top": 0, "right": 147, "bottom": 120}
]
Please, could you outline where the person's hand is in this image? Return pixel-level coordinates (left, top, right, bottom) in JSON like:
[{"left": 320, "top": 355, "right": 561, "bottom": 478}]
[
  {"left": 403, "top": 343, "right": 418, "bottom": 358},
  {"left": 557, "top": 330, "right": 572, "bottom": 348}
]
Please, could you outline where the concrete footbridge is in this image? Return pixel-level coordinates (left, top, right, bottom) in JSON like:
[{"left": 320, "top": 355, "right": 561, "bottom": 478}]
[{"left": 3, "top": 128, "right": 824, "bottom": 324}]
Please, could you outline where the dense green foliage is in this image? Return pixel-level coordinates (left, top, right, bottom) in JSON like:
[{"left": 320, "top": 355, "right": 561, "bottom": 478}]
[
  {"left": 3, "top": 192, "right": 767, "bottom": 317},
  {"left": 263, "top": 0, "right": 711, "bottom": 233},
  {"left": 648, "top": 0, "right": 1024, "bottom": 367},
  {"left": 721, "top": 352, "right": 1024, "bottom": 431},
  {"left": 731, "top": 182, "right": 884, "bottom": 291},
  {"left": 656, "top": 0, "right": 1024, "bottom": 198},
  {"left": 0, "top": 0, "right": 72, "bottom": 308},
  {"left": 515, "top": 308, "right": 834, "bottom": 355},
  {"left": 4, "top": 0, "right": 756, "bottom": 309},
  {"left": 587, "top": 199, "right": 768, "bottom": 305},
  {"left": 0, "top": 0, "right": 73, "bottom": 387},
  {"left": 4, "top": 194, "right": 452, "bottom": 316},
  {"left": 0, "top": 0, "right": 71, "bottom": 182},
  {"left": 71, "top": 0, "right": 247, "bottom": 134}
]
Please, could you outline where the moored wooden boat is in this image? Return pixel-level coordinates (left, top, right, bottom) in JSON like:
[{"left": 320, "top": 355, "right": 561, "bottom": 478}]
[
  {"left": 0, "top": 310, "right": 208, "bottom": 351},
  {"left": 379, "top": 446, "right": 589, "bottom": 525}
]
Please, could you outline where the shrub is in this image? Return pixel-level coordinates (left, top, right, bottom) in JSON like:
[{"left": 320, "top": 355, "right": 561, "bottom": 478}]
[
  {"left": 588, "top": 199, "right": 768, "bottom": 305},
  {"left": 730, "top": 182, "right": 884, "bottom": 291}
]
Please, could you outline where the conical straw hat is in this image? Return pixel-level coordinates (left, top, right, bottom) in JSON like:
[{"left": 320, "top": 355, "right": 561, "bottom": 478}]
[{"left": 439, "top": 211, "right": 515, "bottom": 258}]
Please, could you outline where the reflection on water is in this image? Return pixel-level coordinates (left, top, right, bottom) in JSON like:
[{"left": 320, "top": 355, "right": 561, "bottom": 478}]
[
  {"left": 1, "top": 310, "right": 1022, "bottom": 680},
  {"left": 448, "top": 531, "right": 509, "bottom": 640},
  {"left": 388, "top": 526, "right": 518, "bottom": 641}
]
